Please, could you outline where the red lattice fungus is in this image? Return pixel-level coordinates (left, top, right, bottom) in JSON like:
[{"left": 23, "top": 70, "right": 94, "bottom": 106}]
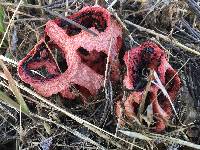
[
  {"left": 18, "top": 6, "right": 122, "bottom": 100},
  {"left": 116, "top": 41, "right": 181, "bottom": 132}
]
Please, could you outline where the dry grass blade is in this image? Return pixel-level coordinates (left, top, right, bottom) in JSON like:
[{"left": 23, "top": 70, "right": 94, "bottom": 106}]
[
  {"left": 0, "top": 90, "right": 20, "bottom": 111},
  {"left": 124, "top": 20, "right": 200, "bottom": 56},
  {"left": 137, "top": 69, "right": 154, "bottom": 121},
  {"left": 0, "top": 5, "right": 5, "bottom": 32},
  {"left": 119, "top": 130, "right": 152, "bottom": 141},
  {"left": 44, "top": 8, "right": 98, "bottom": 36},
  {"left": 152, "top": 71, "right": 181, "bottom": 125},
  {"left": 43, "top": 41, "right": 62, "bottom": 73},
  {"left": 0, "top": 60, "right": 30, "bottom": 114},
  {"left": 148, "top": 133, "right": 200, "bottom": 149},
  {"left": 102, "top": 37, "right": 113, "bottom": 120},
  {"left": 43, "top": 122, "right": 51, "bottom": 135},
  {"left": 0, "top": 55, "right": 18, "bottom": 66},
  {"left": 120, "top": 130, "right": 200, "bottom": 149},
  {"left": 144, "top": 104, "right": 154, "bottom": 127}
]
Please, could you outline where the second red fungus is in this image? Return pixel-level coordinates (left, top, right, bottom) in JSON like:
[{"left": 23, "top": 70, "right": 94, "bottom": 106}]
[{"left": 116, "top": 41, "right": 181, "bottom": 132}]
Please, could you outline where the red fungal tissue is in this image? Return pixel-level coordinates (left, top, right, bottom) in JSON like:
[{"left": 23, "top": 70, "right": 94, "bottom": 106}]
[
  {"left": 116, "top": 41, "right": 181, "bottom": 132},
  {"left": 18, "top": 6, "right": 122, "bottom": 100},
  {"left": 17, "top": 5, "right": 181, "bottom": 132}
]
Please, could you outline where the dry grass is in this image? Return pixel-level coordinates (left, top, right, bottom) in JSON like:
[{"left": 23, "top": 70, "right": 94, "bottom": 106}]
[{"left": 0, "top": 0, "right": 200, "bottom": 149}]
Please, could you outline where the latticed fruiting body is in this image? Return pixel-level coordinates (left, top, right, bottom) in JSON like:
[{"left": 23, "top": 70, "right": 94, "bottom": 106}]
[
  {"left": 18, "top": 6, "right": 122, "bottom": 100},
  {"left": 116, "top": 41, "right": 181, "bottom": 132}
]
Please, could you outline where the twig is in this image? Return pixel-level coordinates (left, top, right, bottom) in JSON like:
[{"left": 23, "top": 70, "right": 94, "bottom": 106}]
[{"left": 124, "top": 20, "right": 200, "bottom": 56}]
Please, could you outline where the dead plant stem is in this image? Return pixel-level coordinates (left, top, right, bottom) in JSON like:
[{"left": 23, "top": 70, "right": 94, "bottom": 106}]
[{"left": 124, "top": 20, "right": 200, "bottom": 56}]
